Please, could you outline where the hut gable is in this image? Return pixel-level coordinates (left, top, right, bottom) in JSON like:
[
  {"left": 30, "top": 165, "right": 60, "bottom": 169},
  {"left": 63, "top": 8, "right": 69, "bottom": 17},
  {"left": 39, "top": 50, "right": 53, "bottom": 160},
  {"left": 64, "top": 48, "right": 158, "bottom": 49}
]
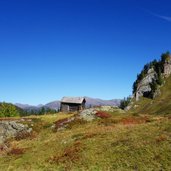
[{"left": 60, "top": 97, "right": 86, "bottom": 112}]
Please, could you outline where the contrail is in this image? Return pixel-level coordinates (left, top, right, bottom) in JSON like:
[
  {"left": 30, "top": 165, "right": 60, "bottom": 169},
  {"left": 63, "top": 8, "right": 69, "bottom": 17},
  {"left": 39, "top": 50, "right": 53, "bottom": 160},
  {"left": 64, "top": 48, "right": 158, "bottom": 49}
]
[
  {"left": 152, "top": 13, "right": 171, "bottom": 22},
  {"left": 144, "top": 9, "right": 171, "bottom": 22}
]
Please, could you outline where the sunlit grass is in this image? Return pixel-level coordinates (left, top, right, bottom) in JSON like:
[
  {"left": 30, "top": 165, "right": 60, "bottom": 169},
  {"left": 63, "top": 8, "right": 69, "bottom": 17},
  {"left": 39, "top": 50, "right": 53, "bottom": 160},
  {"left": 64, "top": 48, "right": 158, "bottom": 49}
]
[{"left": 0, "top": 112, "right": 171, "bottom": 170}]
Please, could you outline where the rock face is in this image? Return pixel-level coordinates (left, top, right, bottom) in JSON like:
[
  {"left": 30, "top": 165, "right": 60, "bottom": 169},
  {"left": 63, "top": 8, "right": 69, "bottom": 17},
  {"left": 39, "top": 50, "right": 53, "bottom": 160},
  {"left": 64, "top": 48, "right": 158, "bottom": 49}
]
[
  {"left": 135, "top": 68, "right": 157, "bottom": 101},
  {"left": 0, "top": 121, "right": 32, "bottom": 144},
  {"left": 164, "top": 55, "right": 171, "bottom": 77}
]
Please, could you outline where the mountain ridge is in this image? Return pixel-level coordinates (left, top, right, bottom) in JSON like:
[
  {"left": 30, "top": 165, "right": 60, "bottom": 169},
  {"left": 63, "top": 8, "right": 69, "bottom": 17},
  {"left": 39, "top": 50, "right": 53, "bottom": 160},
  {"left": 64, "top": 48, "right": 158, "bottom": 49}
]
[{"left": 15, "top": 97, "right": 121, "bottom": 111}]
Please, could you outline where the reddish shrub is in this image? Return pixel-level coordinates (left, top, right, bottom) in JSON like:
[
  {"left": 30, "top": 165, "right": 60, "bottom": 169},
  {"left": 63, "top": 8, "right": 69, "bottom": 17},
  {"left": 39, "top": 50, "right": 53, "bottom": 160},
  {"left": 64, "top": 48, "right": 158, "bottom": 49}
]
[
  {"left": 121, "top": 117, "right": 148, "bottom": 125},
  {"left": 49, "top": 141, "right": 84, "bottom": 164},
  {"left": 8, "top": 147, "right": 25, "bottom": 155},
  {"left": 95, "top": 111, "right": 111, "bottom": 119},
  {"left": 15, "top": 131, "right": 31, "bottom": 141}
]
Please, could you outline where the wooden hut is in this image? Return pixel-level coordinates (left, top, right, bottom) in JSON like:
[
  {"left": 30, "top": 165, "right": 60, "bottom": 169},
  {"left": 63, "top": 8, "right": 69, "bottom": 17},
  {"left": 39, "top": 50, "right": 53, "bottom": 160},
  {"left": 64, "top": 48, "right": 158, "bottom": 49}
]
[{"left": 60, "top": 97, "right": 86, "bottom": 112}]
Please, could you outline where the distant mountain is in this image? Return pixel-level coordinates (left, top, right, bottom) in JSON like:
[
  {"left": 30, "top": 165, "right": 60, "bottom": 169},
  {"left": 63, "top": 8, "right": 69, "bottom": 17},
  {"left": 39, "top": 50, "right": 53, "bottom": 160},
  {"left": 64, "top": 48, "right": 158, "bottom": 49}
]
[
  {"left": 44, "top": 101, "right": 60, "bottom": 110},
  {"left": 15, "top": 103, "right": 41, "bottom": 112},
  {"left": 15, "top": 97, "right": 121, "bottom": 111},
  {"left": 85, "top": 97, "right": 121, "bottom": 107}
]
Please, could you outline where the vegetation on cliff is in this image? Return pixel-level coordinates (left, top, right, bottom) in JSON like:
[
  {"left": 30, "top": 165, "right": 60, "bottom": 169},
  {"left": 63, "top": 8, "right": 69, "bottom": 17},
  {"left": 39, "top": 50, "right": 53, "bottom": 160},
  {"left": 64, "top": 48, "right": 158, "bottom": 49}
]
[
  {"left": 119, "top": 51, "right": 171, "bottom": 110},
  {"left": 133, "top": 52, "right": 171, "bottom": 96}
]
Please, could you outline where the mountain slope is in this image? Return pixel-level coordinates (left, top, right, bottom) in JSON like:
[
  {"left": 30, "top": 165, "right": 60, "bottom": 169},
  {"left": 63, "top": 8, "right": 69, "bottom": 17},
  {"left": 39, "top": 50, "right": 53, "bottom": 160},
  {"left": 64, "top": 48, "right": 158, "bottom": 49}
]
[
  {"left": 85, "top": 97, "right": 121, "bottom": 107},
  {"left": 130, "top": 75, "right": 171, "bottom": 115},
  {"left": 44, "top": 101, "right": 60, "bottom": 110}
]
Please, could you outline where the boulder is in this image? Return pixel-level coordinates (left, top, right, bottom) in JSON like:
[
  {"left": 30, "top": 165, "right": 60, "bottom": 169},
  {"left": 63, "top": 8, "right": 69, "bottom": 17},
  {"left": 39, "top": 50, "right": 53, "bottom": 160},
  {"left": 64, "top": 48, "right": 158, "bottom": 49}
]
[
  {"left": 0, "top": 121, "right": 32, "bottom": 144},
  {"left": 79, "top": 109, "right": 97, "bottom": 121}
]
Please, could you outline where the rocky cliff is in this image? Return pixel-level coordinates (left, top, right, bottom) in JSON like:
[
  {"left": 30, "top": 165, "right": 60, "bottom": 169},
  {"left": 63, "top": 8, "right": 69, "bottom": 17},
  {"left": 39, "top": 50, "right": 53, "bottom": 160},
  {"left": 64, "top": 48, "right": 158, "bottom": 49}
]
[
  {"left": 134, "top": 52, "right": 171, "bottom": 101},
  {"left": 135, "top": 68, "right": 157, "bottom": 101}
]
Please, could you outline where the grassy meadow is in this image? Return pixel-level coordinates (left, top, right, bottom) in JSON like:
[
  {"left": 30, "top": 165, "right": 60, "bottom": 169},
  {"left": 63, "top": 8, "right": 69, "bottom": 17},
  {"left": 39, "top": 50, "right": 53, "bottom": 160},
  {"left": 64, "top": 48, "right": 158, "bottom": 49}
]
[{"left": 0, "top": 111, "right": 171, "bottom": 171}]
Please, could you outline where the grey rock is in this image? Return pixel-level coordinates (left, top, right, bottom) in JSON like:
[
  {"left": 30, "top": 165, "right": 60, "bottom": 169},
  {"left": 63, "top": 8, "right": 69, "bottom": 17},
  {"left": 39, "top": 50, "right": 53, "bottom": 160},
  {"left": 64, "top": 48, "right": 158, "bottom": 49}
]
[
  {"left": 0, "top": 121, "right": 32, "bottom": 145},
  {"left": 79, "top": 109, "right": 97, "bottom": 121},
  {"left": 135, "top": 68, "right": 157, "bottom": 101}
]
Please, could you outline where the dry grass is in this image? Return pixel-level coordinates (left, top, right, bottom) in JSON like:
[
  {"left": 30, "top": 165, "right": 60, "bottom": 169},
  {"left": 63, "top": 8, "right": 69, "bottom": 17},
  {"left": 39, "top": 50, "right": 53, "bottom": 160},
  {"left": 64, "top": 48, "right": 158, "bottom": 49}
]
[{"left": 0, "top": 113, "right": 171, "bottom": 170}]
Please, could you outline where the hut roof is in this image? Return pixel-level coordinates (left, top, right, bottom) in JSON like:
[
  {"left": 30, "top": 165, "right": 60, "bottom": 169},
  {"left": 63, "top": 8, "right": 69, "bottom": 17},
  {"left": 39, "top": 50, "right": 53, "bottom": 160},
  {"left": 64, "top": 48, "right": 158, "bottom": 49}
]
[{"left": 61, "top": 97, "right": 85, "bottom": 104}]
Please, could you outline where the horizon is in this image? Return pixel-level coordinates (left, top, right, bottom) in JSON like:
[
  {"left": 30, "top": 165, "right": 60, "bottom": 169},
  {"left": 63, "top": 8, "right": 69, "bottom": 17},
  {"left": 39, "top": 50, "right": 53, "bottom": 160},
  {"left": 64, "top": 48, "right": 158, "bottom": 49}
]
[
  {"left": 1, "top": 0, "right": 171, "bottom": 105},
  {"left": 1, "top": 96, "right": 122, "bottom": 106}
]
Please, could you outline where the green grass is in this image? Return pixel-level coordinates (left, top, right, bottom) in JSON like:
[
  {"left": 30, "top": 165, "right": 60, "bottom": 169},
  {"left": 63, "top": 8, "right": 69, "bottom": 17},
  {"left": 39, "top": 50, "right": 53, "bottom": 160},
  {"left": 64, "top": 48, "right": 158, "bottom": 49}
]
[{"left": 0, "top": 112, "right": 171, "bottom": 171}]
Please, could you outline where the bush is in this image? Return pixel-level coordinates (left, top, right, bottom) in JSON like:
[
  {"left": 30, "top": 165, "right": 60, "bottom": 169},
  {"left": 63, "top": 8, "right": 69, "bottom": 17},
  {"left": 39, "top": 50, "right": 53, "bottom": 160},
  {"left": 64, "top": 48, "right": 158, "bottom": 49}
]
[
  {"left": 0, "top": 102, "right": 20, "bottom": 117},
  {"left": 161, "top": 51, "right": 170, "bottom": 63}
]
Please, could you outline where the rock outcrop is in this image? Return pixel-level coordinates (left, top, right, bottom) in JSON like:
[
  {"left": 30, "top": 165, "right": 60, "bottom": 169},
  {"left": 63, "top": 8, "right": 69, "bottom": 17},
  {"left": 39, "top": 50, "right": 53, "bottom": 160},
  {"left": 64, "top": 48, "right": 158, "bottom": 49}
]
[
  {"left": 79, "top": 109, "right": 97, "bottom": 121},
  {"left": 0, "top": 121, "right": 32, "bottom": 144},
  {"left": 135, "top": 54, "right": 171, "bottom": 101},
  {"left": 135, "top": 68, "right": 157, "bottom": 101}
]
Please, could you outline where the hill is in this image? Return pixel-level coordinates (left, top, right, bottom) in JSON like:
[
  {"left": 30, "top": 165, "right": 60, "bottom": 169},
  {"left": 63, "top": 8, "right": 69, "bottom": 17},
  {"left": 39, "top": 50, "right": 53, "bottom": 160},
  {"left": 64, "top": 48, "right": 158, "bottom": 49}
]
[
  {"left": 122, "top": 52, "right": 171, "bottom": 115},
  {"left": 0, "top": 102, "right": 24, "bottom": 117}
]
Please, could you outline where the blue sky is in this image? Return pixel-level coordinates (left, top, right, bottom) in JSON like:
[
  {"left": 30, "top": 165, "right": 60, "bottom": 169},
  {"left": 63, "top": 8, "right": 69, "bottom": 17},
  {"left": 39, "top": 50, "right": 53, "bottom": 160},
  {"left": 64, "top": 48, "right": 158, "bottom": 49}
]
[{"left": 0, "top": 0, "right": 171, "bottom": 105}]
